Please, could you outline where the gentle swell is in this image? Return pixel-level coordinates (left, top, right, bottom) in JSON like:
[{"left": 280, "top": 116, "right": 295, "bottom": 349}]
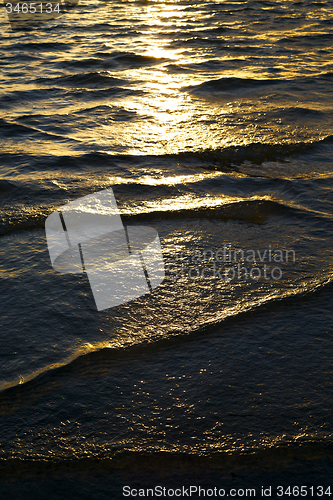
[
  {"left": 57, "top": 51, "right": 168, "bottom": 71},
  {"left": 35, "top": 71, "right": 130, "bottom": 89},
  {"left": 184, "top": 77, "right": 279, "bottom": 95}
]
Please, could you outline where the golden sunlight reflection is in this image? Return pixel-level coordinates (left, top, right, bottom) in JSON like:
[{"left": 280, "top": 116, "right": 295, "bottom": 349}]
[
  {"left": 1, "top": 0, "right": 333, "bottom": 470},
  {"left": 144, "top": 4, "right": 188, "bottom": 25},
  {"left": 105, "top": 172, "right": 223, "bottom": 187},
  {"left": 5, "top": 3, "right": 282, "bottom": 158},
  {"left": 120, "top": 194, "right": 272, "bottom": 216}
]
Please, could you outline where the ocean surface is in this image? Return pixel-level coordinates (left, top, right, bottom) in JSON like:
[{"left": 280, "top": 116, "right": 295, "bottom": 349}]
[{"left": 1, "top": 0, "right": 333, "bottom": 497}]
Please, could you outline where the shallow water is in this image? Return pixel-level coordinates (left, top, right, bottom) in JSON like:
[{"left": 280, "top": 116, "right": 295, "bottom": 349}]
[{"left": 1, "top": 0, "right": 333, "bottom": 496}]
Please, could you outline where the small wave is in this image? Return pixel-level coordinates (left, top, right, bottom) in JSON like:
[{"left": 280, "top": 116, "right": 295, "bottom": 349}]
[
  {"left": 1, "top": 136, "right": 332, "bottom": 236},
  {"left": 0, "top": 118, "right": 36, "bottom": 138},
  {"left": 0, "top": 87, "right": 67, "bottom": 108},
  {"left": 71, "top": 86, "right": 145, "bottom": 101},
  {"left": 317, "top": 71, "right": 333, "bottom": 80},
  {"left": 278, "top": 33, "right": 333, "bottom": 44},
  {"left": 10, "top": 41, "right": 70, "bottom": 52},
  {"left": 0, "top": 196, "right": 305, "bottom": 238},
  {"left": 167, "top": 59, "right": 242, "bottom": 73},
  {"left": 184, "top": 77, "right": 278, "bottom": 96},
  {"left": 0, "top": 117, "right": 74, "bottom": 141},
  {"left": 35, "top": 71, "right": 129, "bottom": 89},
  {"left": 1, "top": 273, "right": 332, "bottom": 397},
  {"left": 168, "top": 140, "right": 330, "bottom": 170},
  {"left": 0, "top": 52, "right": 41, "bottom": 63},
  {"left": 57, "top": 51, "right": 168, "bottom": 71},
  {"left": 0, "top": 208, "right": 51, "bottom": 237},
  {"left": 0, "top": 180, "right": 17, "bottom": 195},
  {"left": 122, "top": 199, "right": 305, "bottom": 226},
  {"left": 97, "top": 51, "right": 168, "bottom": 67},
  {"left": 1, "top": 137, "right": 332, "bottom": 174},
  {"left": 184, "top": 73, "right": 333, "bottom": 98},
  {"left": 56, "top": 57, "right": 107, "bottom": 70},
  {"left": 73, "top": 104, "right": 144, "bottom": 122}
]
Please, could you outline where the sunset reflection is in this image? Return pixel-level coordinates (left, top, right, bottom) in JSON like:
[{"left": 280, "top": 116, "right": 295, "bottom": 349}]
[{"left": 1, "top": 0, "right": 333, "bottom": 494}]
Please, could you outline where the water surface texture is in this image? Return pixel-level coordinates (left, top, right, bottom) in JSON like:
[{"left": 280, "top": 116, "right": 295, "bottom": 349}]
[{"left": 1, "top": 0, "right": 333, "bottom": 497}]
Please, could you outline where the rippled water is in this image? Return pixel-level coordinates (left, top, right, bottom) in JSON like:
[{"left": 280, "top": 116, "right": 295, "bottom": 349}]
[{"left": 1, "top": 0, "right": 333, "bottom": 496}]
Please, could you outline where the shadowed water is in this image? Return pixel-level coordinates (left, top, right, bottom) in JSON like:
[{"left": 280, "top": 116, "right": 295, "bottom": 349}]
[{"left": 0, "top": 0, "right": 333, "bottom": 497}]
